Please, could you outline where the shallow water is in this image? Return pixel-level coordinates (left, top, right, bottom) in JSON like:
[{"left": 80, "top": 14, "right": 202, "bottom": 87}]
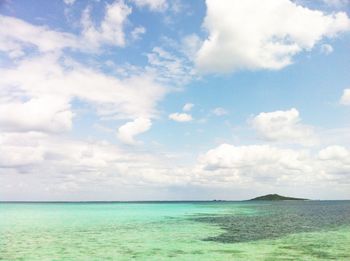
[{"left": 1, "top": 201, "right": 350, "bottom": 260}]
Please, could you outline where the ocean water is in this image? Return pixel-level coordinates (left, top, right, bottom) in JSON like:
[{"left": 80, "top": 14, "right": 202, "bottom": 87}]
[{"left": 1, "top": 201, "right": 350, "bottom": 260}]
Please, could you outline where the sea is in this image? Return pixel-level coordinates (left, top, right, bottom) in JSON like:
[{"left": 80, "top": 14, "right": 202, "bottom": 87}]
[{"left": 1, "top": 200, "right": 350, "bottom": 260}]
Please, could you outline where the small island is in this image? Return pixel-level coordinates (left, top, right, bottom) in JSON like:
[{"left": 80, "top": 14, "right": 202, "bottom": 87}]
[{"left": 250, "top": 194, "right": 307, "bottom": 201}]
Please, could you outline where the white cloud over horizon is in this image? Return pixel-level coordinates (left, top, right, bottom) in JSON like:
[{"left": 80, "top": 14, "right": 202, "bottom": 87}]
[
  {"left": 197, "top": 143, "right": 350, "bottom": 188},
  {"left": 1, "top": 130, "right": 349, "bottom": 200},
  {"left": 251, "top": 108, "right": 317, "bottom": 146}
]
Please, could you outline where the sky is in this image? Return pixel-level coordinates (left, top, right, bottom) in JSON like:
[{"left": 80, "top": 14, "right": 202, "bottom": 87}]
[{"left": 0, "top": 0, "right": 350, "bottom": 201}]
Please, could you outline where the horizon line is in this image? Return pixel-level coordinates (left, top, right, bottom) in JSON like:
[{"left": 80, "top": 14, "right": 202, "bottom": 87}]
[{"left": 2, "top": 199, "right": 349, "bottom": 203}]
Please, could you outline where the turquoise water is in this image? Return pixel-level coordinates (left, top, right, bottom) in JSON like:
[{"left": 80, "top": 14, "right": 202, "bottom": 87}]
[{"left": 1, "top": 201, "right": 350, "bottom": 260}]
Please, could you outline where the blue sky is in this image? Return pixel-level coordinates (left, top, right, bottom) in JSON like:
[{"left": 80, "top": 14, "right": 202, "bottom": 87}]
[{"left": 0, "top": 0, "right": 350, "bottom": 200}]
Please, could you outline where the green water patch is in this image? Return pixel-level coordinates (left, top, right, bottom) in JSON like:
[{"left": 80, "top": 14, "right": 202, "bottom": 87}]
[
  {"left": 192, "top": 201, "right": 350, "bottom": 243},
  {"left": 1, "top": 201, "right": 349, "bottom": 260}
]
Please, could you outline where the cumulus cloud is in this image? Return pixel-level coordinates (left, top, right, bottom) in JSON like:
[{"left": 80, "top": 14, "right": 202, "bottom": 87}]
[
  {"left": 197, "top": 143, "right": 350, "bottom": 186},
  {"left": 318, "top": 145, "right": 350, "bottom": 177},
  {"left": 0, "top": 130, "right": 192, "bottom": 200},
  {"left": 81, "top": 0, "right": 132, "bottom": 49},
  {"left": 251, "top": 108, "right": 316, "bottom": 146},
  {"left": 0, "top": 96, "right": 73, "bottom": 133},
  {"left": 182, "top": 103, "right": 194, "bottom": 112},
  {"left": 0, "top": 54, "right": 167, "bottom": 137},
  {"left": 340, "top": 89, "right": 350, "bottom": 105},
  {"left": 116, "top": 118, "right": 152, "bottom": 145},
  {"left": 1, "top": 130, "right": 349, "bottom": 199},
  {"left": 131, "top": 0, "right": 168, "bottom": 12},
  {"left": 199, "top": 144, "right": 311, "bottom": 176},
  {"left": 169, "top": 113, "right": 193, "bottom": 122},
  {"left": 319, "top": 145, "right": 349, "bottom": 160},
  {"left": 196, "top": 0, "right": 350, "bottom": 73},
  {"left": 0, "top": 132, "right": 46, "bottom": 167}
]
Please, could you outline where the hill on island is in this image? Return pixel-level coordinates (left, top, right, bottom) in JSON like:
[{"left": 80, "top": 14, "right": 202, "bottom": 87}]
[{"left": 250, "top": 194, "right": 307, "bottom": 201}]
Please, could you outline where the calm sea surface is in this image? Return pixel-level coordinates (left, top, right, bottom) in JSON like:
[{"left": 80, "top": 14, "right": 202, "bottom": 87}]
[{"left": 1, "top": 201, "right": 350, "bottom": 260}]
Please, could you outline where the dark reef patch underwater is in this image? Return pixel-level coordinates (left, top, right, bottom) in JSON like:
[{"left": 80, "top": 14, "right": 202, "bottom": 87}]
[
  {"left": 1, "top": 201, "right": 350, "bottom": 260},
  {"left": 192, "top": 201, "right": 350, "bottom": 243}
]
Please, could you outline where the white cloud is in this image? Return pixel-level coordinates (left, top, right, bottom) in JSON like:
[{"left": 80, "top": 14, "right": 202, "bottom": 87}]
[
  {"left": 0, "top": 130, "right": 191, "bottom": 199},
  {"left": 196, "top": 0, "right": 350, "bottom": 73},
  {"left": 131, "top": 0, "right": 168, "bottom": 12},
  {"left": 0, "top": 1, "right": 135, "bottom": 56},
  {"left": 212, "top": 107, "right": 228, "bottom": 116},
  {"left": 131, "top": 26, "right": 146, "bottom": 41},
  {"left": 63, "top": 0, "right": 76, "bottom": 5},
  {"left": 0, "top": 15, "right": 78, "bottom": 55},
  {"left": 181, "top": 34, "right": 202, "bottom": 60},
  {"left": 340, "top": 89, "right": 350, "bottom": 105},
  {"left": 81, "top": 0, "right": 132, "bottom": 49},
  {"left": 0, "top": 132, "right": 46, "bottom": 167},
  {"left": 0, "top": 96, "right": 73, "bottom": 133},
  {"left": 320, "top": 44, "right": 334, "bottom": 54},
  {"left": 199, "top": 144, "right": 311, "bottom": 175},
  {"left": 182, "top": 103, "right": 194, "bottom": 112},
  {"left": 169, "top": 112, "right": 193, "bottom": 122},
  {"left": 170, "top": 0, "right": 186, "bottom": 14},
  {"left": 318, "top": 127, "right": 350, "bottom": 148},
  {"left": 146, "top": 46, "right": 195, "bottom": 85},
  {"left": 0, "top": 130, "right": 349, "bottom": 199},
  {"left": 318, "top": 145, "right": 350, "bottom": 177},
  {"left": 198, "top": 143, "right": 350, "bottom": 186},
  {"left": 116, "top": 117, "right": 152, "bottom": 145},
  {"left": 0, "top": 54, "right": 167, "bottom": 134},
  {"left": 319, "top": 145, "right": 349, "bottom": 160},
  {"left": 251, "top": 108, "right": 316, "bottom": 145}
]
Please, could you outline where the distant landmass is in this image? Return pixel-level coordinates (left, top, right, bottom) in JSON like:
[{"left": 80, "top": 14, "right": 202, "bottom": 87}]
[{"left": 250, "top": 194, "right": 307, "bottom": 201}]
